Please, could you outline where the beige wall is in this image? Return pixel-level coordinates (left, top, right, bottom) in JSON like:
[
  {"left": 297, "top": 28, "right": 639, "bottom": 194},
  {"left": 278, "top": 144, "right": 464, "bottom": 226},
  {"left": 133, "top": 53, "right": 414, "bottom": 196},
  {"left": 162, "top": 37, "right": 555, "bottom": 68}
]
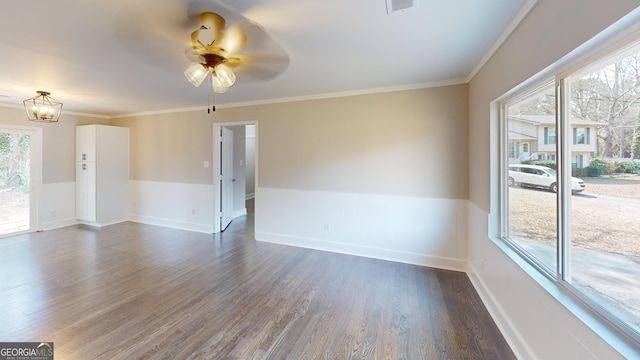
[
  {"left": 116, "top": 85, "right": 469, "bottom": 200},
  {"left": 0, "top": 105, "right": 109, "bottom": 184},
  {"left": 111, "top": 110, "right": 214, "bottom": 184}
]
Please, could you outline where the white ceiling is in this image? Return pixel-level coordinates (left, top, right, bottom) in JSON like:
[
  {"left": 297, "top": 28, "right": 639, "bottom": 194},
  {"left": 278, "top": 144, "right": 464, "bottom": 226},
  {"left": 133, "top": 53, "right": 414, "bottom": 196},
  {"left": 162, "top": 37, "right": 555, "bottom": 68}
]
[{"left": 0, "top": 0, "right": 530, "bottom": 117}]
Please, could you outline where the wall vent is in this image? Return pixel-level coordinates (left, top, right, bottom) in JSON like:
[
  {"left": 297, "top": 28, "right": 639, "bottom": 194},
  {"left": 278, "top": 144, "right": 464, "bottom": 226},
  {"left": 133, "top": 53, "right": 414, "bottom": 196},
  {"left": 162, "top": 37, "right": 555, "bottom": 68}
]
[{"left": 386, "top": 0, "right": 419, "bottom": 14}]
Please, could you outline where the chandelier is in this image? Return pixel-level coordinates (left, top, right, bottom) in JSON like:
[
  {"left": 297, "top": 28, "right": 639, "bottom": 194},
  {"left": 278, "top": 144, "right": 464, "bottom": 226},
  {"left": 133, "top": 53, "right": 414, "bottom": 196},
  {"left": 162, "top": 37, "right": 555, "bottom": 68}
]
[{"left": 23, "top": 91, "right": 63, "bottom": 123}]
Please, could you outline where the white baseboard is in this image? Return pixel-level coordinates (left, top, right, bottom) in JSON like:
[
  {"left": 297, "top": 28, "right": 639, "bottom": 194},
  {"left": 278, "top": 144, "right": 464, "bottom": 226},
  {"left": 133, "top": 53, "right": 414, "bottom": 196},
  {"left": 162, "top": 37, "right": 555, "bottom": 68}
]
[
  {"left": 256, "top": 231, "right": 466, "bottom": 271},
  {"left": 466, "top": 263, "right": 532, "bottom": 360},
  {"left": 233, "top": 208, "right": 247, "bottom": 218},
  {"left": 128, "top": 214, "right": 213, "bottom": 234},
  {"left": 77, "top": 219, "right": 128, "bottom": 228},
  {"left": 38, "top": 217, "right": 78, "bottom": 231}
]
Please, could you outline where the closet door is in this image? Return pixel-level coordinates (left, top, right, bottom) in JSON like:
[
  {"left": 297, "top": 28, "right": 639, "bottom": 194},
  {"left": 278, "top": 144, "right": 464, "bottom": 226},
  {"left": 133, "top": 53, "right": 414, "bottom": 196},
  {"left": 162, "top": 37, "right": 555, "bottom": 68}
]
[{"left": 76, "top": 161, "right": 96, "bottom": 222}]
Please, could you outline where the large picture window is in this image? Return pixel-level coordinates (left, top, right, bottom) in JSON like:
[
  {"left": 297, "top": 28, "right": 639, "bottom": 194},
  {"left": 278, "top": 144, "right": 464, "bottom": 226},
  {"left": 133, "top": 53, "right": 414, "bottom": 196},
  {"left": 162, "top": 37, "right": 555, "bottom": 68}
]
[{"left": 501, "top": 42, "right": 640, "bottom": 343}]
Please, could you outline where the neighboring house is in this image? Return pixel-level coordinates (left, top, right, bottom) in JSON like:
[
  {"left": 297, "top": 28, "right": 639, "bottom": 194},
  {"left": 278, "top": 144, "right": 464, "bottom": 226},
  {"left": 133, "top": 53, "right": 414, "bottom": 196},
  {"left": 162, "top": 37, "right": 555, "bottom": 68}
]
[{"left": 508, "top": 114, "right": 599, "bottom": 168}]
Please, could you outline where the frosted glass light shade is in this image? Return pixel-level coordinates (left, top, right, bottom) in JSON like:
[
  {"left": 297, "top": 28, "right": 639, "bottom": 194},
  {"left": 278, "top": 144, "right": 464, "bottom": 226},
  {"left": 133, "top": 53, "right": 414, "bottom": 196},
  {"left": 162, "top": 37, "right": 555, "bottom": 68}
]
[
  {"left": 213, "top": 63, "right": 235, "bottom": 88},
  {"left": 212, "top": 75, "right": 229, "bottom": 93},
  {"left": 184, "top": 64, "right": 209, "bottom": 87}
]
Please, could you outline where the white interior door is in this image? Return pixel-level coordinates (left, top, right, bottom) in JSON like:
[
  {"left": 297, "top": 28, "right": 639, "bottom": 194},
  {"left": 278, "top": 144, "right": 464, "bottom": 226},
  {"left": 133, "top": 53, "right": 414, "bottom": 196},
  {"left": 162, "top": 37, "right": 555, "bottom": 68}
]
[{"left": 220, "top": 127, "right": 234, "bottom": 231}]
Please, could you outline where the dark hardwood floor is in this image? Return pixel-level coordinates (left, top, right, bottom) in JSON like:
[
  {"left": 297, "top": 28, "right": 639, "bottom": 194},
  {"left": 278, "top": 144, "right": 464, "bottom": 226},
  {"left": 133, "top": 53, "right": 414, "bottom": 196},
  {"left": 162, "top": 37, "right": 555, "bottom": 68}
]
[{"left": 0, "top": 206, "right": 514, "bottom": 359}]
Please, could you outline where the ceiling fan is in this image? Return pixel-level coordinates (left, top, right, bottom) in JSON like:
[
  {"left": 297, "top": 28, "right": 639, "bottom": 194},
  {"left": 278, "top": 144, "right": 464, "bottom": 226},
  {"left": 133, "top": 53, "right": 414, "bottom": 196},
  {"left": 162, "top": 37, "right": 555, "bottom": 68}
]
[
  {"left": 183, "top": 9, "right": 289, "bottom": 94},
  {"left": 112, "top": 1, "right": 289, "bottom": 95}
]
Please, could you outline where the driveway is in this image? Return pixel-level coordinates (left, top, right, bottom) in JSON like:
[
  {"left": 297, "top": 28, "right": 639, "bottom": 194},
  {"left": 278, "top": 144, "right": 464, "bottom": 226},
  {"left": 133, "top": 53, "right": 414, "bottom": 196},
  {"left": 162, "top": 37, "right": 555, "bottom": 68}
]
[{"left": 509, "top": 185, "right": 640, "bottom": 334}]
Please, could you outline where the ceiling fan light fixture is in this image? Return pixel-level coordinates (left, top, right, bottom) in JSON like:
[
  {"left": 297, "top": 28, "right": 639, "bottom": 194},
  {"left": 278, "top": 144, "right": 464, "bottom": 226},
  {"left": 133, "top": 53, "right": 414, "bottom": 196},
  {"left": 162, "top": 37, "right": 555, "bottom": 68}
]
[
  {"left": 184, "top": 63, "right": 209, "bottom": 87},
  {"left": 212, "top": 75, "right": 229, "bottom": 93},
  {"left": 23, "top": 91, "right": 62, "bottom": 123},
  {"left": 213, "top": 63, "right": 236, "bottom": 88}
]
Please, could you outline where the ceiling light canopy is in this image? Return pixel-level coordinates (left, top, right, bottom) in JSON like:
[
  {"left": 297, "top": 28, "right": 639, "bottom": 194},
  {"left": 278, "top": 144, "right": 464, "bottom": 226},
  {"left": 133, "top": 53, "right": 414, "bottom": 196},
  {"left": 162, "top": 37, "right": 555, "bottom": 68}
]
[{"left": 23, "top": 91, "right": 63, "bottom": 123}]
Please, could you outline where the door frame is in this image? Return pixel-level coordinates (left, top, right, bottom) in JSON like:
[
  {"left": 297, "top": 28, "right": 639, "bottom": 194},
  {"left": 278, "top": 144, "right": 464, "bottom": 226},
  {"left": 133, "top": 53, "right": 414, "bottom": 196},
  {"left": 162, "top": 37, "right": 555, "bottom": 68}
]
[
  {"left": 220, "top": 126, "right": 234, "bottom": 231},
  {"left": 212, "top": 120, "right": 258, "bottom": 233},
  {"left": 0, "top": 124, "right": 42, "bottom": 236}
]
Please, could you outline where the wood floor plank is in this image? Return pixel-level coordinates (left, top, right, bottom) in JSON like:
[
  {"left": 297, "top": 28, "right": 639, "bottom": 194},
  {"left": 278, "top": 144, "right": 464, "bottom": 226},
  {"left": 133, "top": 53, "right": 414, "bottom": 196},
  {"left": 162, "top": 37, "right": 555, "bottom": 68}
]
[{"left": 0, "top": 214, "right": 515, "bottom": 359}]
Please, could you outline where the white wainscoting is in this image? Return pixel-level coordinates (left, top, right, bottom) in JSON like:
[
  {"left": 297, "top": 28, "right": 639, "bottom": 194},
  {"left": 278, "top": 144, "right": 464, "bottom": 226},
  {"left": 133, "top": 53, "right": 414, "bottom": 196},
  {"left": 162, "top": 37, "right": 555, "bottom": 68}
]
[
  {"left": 38, "top": 182, "right": 78, "bottom": 230},
  {"left": 128, "top": 181, "right": 214, "bottom": 233},
  {"left": 255, "top": 187, "right": 468, "bottom": 271}
]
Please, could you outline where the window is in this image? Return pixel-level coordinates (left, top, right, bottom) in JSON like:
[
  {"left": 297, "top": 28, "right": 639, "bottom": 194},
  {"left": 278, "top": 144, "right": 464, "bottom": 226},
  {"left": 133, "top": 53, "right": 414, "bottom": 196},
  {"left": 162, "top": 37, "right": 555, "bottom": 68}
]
[
  {"left": 505, "top": 82, "right": 557, "bottom": 273},
  {"left": 544, "top": 127, "right": 556, "bottom": 144},
  {"left": 571, "top": 154, "right": 584, "bottom": 168},
  {"left": 501, "top": 40, "right": 640, "bottom": 344},
  {"left": 573, "top": 127, "right": 590, "bottom": 145}
]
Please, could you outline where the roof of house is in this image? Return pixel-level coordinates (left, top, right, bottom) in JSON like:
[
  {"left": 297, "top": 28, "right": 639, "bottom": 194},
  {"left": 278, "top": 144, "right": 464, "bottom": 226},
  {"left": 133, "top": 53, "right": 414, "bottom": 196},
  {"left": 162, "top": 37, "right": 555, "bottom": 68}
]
[
  {"left": 508, "top": 131, "right": 537, "bottom": 140},
  {"left": 509, "top": 114, "right": 601, "bottom": 126}
]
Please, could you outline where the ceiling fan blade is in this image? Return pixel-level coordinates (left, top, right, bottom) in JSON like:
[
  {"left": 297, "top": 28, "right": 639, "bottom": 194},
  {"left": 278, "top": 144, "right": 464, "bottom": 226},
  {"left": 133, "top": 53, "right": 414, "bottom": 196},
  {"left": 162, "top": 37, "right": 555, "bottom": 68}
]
[
  {"left": 112, "top": 1, "right": 195, "bottom": 72},
  {"left": 216, "top": 25, "right": 247, "bottom": 58},
  {"left": 185, "top": 48, "right": 205, "bottom": 63},
  {"left": 227, "top": 54, "right": 290, "bottom": 81}
]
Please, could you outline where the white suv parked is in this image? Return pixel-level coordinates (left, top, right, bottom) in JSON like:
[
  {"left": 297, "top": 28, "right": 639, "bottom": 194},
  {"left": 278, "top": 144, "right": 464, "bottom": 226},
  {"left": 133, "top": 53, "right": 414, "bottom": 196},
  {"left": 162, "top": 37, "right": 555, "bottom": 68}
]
[{"left": 508, "top": 164, "right": 586, "bottom": 193}]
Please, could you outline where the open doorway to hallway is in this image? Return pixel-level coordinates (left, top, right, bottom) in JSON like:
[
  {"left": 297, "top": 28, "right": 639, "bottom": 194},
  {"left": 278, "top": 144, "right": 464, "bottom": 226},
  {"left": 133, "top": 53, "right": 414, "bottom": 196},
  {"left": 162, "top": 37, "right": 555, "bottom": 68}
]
[
  {"left": 244, "top": 124, "right": 255, "bottom": 216},
  {"left": 214, "top": 122, "right": 257, "bottom": 233}
]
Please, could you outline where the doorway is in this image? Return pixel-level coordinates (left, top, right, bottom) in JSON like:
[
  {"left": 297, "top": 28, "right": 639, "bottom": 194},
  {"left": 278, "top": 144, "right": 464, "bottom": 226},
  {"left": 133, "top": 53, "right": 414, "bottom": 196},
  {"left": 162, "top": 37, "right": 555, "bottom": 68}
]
[
  {"left": 213, "top": 122, "right": 257, "bottom": 233},
  {"left": 0, "top": 125, "right": 41, "bottom": 237}
]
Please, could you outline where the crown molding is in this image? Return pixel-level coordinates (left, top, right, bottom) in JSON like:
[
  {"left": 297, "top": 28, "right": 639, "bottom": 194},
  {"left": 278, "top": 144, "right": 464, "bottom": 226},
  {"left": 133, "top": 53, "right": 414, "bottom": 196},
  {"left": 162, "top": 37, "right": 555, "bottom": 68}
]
[{"left": 466, "top": 0, "right": 538, "bottom": 82}]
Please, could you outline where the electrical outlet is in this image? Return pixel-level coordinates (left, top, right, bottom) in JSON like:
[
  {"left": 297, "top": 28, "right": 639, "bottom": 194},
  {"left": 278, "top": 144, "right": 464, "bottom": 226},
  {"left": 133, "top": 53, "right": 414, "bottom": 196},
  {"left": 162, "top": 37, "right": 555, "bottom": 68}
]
[
  {"left": 323, "top": 223, "right": 330, "bottom": 232},
  {"left": 192, "top": 209, "right": 196, "bottom": 215},
  {"left": 49, "top": 210, "right": 56, "bottom": 218}
]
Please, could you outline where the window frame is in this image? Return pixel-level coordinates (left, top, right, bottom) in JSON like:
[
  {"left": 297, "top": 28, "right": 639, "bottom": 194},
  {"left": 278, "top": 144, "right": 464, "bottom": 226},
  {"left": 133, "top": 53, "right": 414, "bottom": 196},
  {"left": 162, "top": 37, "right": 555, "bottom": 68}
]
[
  {"left": 498, "top": 44, "right": 640, "bottom": 349},
  {"left": 500, "top": 80, "right": 559, "bottom": 278}
]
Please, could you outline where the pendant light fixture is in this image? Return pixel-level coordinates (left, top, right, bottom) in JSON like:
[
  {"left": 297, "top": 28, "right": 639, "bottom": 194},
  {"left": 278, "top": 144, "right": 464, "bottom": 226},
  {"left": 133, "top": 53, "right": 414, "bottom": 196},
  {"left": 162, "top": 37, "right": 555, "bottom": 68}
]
[{"left": 23, "top": 91, "right": 63, "bottom": 123}]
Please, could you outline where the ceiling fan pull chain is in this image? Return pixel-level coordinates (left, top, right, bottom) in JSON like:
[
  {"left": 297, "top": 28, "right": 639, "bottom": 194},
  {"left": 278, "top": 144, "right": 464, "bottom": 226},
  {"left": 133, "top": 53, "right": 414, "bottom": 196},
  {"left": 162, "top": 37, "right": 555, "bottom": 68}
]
[
  {"left": 207, "top": 72, "right": 212, "bottom": 114},
  {"left": 211, "top": 79, "right": 216, "bottom": 113}
]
